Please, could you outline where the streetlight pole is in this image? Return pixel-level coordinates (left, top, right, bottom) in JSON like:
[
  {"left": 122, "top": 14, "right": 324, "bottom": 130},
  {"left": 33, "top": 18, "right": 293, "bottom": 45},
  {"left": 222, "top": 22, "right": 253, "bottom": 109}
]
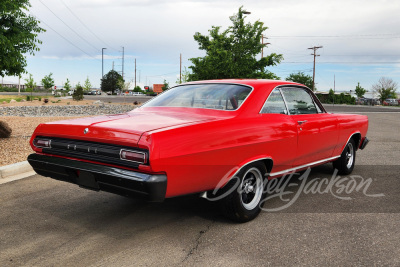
[{"left": 102, "top": 48, "right": 106, "bottom": 79}]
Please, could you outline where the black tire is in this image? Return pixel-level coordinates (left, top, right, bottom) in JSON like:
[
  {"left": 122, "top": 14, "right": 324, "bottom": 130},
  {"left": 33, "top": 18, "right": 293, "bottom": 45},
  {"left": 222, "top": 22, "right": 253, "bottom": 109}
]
[
  {"left": 333, "top": 138, "right": 356, "bottom": 175},
  {"left": 219, "top": 162, "right": 267, "bottom": 223}
]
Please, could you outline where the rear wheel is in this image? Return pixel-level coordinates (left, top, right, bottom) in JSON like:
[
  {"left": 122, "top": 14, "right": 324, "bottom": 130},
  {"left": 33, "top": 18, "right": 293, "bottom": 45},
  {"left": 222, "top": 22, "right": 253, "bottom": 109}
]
[
  {"left": 219, "top": 163, "right": 266, "bottom": 223},
  {"left": 333, "top": 139, "right": 356, "bottom": 175}
]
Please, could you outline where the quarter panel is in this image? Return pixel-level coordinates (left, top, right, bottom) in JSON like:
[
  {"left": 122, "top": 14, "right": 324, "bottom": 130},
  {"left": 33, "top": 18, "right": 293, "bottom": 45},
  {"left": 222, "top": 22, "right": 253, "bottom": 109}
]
[{"left": 146, "top": 115, "right": 298, "bottom": 197}]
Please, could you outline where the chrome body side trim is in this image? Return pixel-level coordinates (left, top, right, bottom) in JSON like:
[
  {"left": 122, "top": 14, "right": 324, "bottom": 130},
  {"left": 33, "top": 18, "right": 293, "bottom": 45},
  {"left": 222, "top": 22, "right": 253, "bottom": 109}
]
[{"left": 269, "top": 155, "right": 341, "bottom": 177}]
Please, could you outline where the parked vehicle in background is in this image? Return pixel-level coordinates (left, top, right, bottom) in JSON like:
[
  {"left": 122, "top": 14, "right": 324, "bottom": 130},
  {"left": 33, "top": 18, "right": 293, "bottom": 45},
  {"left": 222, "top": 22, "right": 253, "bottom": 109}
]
[
  {"left": 131, "top": 92, "right": 144, "bottom": 96},
  {"left": 27, "top": 79, "right": 369, "bottom": 222},
  {"left": 356, "top": 98, "right": 380, "bottom": 106},
  {"left": 68, "top": 90, "right": 75, "bottom": 96},
  {"left": 383, "top": 99, "right": 398, "bottom": 106},
  {"left": 51, "top": 90, "right": 61, "bottom": 96},
  {"left": 90, "top": 90, "right": 100, "bottom": 95}
]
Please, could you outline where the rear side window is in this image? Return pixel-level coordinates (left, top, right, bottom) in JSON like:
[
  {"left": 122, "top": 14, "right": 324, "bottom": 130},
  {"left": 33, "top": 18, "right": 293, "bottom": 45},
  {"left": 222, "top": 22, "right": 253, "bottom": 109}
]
[
  {"left": 281, "top": 87, "right": 319, "bottom": 114},
  {"left": 260, "top": 89, "right": 287, "bottom": 114}
]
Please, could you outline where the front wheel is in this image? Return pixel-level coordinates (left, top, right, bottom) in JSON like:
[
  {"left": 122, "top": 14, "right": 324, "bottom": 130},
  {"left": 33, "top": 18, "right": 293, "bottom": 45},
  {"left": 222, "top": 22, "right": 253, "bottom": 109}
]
[
  {"left": 219, "top": 163, "right": 266, "bottom": 223},
  {"left": 333, "top": 139, "right": 356, "bottom": 175}
]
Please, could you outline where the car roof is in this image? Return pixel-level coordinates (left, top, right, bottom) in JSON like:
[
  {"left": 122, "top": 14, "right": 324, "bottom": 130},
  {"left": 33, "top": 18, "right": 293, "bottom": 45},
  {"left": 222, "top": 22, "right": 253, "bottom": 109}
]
[{"left": 184, "top": 79, "right": 301, "bottom": 87}]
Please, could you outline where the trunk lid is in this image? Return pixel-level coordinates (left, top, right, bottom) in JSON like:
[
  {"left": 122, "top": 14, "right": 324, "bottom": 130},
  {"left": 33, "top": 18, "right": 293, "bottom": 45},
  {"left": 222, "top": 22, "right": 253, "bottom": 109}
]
[{"left": 34, "top": 111, "right": 215, "bottom": 147}]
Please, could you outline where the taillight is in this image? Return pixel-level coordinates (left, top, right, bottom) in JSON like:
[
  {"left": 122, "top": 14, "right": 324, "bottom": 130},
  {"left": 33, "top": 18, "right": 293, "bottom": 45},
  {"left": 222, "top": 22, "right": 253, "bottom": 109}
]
[
  {"left": 120, "top": 149, "right": 147, "bottom": 164},
  {"left": 33, "top": 138, "right": 51, "bottom": 148}
]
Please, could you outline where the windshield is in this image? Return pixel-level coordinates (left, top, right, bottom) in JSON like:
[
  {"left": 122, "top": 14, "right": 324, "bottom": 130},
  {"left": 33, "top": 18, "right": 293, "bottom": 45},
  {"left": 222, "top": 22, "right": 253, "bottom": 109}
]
[{"left": 142, "top": 84, "right": 252, "bottom": 111}]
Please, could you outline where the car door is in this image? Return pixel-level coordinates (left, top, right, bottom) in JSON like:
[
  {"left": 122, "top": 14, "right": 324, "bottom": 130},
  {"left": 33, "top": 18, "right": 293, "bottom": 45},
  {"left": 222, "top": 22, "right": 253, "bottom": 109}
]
[
  {"left": 259, "top": 88, "right": 298, "bottom": 173},
  {"left": 280, "top": 87, "right": 339, "bottom": 167}
]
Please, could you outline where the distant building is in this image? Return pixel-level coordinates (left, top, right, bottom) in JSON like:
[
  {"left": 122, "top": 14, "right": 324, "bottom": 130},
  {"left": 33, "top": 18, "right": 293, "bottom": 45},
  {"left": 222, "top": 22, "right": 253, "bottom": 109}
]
[{"left": 153, "top": 84, "right": 164, "bottom": 94}]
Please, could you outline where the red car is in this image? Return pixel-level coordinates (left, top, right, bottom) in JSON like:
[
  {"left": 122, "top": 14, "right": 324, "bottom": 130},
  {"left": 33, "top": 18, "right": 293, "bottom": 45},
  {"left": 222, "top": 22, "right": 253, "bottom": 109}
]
[{"left": 28, "top": 80, "right": 369, "bottom": 222}]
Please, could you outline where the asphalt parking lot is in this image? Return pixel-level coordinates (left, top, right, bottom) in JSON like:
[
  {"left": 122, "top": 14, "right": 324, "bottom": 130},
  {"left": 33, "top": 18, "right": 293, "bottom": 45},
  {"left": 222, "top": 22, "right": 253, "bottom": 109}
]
[{"left": 0, "top": 106, "right": 399, "bottom": 266}]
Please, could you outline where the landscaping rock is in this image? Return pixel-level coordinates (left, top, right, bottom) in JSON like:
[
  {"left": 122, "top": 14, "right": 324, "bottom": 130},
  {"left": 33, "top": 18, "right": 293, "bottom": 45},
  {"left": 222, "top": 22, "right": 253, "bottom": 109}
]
[
  {"left": 0, "top": 105, "right": 135, "bottom": 117},
  {"left": 10, "top": 99, "right": 17, "bottom": 103},
  {"left": 0, "top": 120, "right": 12, "bottom": 138}
]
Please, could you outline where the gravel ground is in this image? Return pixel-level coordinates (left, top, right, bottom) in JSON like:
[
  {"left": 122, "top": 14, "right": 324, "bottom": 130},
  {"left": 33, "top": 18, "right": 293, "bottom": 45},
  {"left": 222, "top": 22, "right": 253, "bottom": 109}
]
[
  {"left": 0, "top": 97, "right": 140, "bottom": 166},
  {"left": 0, "top": 116, "right": 84, "bottom": 166}
]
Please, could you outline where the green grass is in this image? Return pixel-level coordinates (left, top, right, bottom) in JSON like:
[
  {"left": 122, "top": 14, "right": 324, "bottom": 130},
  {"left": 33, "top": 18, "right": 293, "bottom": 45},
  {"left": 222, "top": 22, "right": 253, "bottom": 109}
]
[
  {"left": 0, "top": 95, "right": 54, "bottom": 103},
  {"left": 0, "top": 97, "right": 24, "bottom": 103}
]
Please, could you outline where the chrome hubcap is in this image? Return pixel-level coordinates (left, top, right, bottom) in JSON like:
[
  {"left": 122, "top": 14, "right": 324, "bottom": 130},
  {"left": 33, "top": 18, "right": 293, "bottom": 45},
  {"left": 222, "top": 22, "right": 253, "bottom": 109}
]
[
  {"left": 240, "top": 168, "right": 263, "bottom": 210},
  {"left": 345, "top": 142, "right": 354, "bottom": 169}
]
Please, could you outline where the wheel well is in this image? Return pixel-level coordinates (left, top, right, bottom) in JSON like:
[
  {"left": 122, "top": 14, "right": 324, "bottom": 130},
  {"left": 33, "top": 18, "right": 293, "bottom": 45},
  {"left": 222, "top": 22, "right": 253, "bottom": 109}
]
[
  {"left": 351, "top": 133, "right": 361, "bottom": 150},
  {"left": 260, "top": 158, "right": 273, "bottom": 175}
]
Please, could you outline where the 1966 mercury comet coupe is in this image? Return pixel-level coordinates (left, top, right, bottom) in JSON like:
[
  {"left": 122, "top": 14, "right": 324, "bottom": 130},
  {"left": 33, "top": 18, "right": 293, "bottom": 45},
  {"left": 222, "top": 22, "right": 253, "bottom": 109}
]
[{"left": 28, "top": 79, "right": 369, "bottom": 222}]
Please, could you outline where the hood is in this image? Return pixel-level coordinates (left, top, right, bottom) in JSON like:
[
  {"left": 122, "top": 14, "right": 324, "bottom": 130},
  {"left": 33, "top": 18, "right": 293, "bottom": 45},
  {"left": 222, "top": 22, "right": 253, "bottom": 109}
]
[{"left": 33, "top": 110, "right": 215, "bottom": 147}]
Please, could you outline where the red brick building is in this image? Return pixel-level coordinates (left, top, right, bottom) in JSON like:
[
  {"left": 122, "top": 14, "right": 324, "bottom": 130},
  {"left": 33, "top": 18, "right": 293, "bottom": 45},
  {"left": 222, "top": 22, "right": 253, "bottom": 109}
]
[{"left": 153, "top": 84, "right": 164, "bottom": 94}]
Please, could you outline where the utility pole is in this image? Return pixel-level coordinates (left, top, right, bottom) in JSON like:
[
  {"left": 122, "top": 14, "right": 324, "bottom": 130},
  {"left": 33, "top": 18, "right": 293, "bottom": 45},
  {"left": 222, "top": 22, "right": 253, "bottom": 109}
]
[
  {"left": 18, "top": 76, "right": 21, "bottom": 96},
  {"left": 308, "top": 46, "right": 323, "bottom": 91},
  {"left": 122, "top": 46, "right": 124, "bottom": 80},
  {"left": 102, "top": 48, "right": 106, "bottom": 79},
  {"left": 180, "top": 53, "right": 182, "bottom": 84},
  {"left": 261, "top": 34, "right": 270, "bottom": 58},
  {"left": 134, "top": 58, "right": 137, "bottom": 88},
  {"left": 333, "top": 74, "right": 335, "bottom": 107},
  {"left": 112, "top": 61, "right": 114, "bottom": 71}
]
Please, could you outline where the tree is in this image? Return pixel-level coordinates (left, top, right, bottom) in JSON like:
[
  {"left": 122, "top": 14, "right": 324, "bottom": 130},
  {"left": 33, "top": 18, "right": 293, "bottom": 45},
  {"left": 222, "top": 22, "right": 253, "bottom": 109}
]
[
  {"left": 0, "top": 0, "right": 45, "bottom": 77},
  {"left": 41, "top": 73, "right": 54, "bottom": 91},
  {"left": 188, "top": 6, "right": 283, "bottom": 81},
  {"left": 24, "top": 73, "right": 36, "bottom": 101},
  {"left": 133, "top": 86, "right": 144, "bottom": 93},
  {"left": 286, "top": 72, "right": 314, "bottom": 90},
  {"left": 354, "top": 82, "right": 367, "bottom": 98},
  {"left": 119, "top": 80, "right": 132, "bottom": 92},
  {"left": 176, "top": 67, "right": 191, "bottom": 84},
  {"left": 72, "top": 83, "right": 83, "bottom": 101},
  {"left": 83, "top": 76, "right": 92, "bottom": 92},
  {"left": 100, "top": 70, "right": 123, "bottom": 94},
  {"left": 64, "top": 78, "right": 71, "bottom": 91},
  {"left": 161, "top": 79, "right": 169, "bottom": 91},
  {"left": 328, "top": 89, "right": 335, "bottom": 104},
  {"left": 372, "top": 77, "right": 398, "bottom": 104}
]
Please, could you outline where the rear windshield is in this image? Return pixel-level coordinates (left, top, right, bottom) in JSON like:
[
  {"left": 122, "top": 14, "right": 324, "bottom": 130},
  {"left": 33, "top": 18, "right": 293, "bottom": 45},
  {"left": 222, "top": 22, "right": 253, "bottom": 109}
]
[{"left": 142, "top": 84, "right": 252, "bottom": 110}]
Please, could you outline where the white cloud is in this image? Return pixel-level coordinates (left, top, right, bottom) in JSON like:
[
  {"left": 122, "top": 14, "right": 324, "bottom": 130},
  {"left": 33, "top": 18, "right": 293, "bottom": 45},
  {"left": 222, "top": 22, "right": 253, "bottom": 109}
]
[{"left": 7, "top": 0, "right": 396, "bottom": 89}]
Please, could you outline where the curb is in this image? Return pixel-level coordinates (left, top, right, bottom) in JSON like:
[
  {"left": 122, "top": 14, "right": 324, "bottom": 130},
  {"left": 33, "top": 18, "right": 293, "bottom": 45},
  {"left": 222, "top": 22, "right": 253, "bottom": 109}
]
[{"left": 0, "top": 161, "right": 36, "bottom": 184}]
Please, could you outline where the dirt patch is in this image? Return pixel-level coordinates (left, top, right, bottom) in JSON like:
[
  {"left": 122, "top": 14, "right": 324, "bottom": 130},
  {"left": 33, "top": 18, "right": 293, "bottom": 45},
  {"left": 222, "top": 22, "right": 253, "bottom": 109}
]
[{"left": 0, "top": 116, "right": 84, "bottom": 166}]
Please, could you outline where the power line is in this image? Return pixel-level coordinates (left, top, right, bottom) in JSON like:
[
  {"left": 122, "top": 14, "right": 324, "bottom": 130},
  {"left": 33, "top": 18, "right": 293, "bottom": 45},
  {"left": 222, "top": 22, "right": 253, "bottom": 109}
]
[
  {"left": 270, "top": 33, "right": 400, "bottom": 39},
  {"left": 30, "top": 12, "right": 100, "bottom": 61},
  {"left": 58, "top": 0, "right": 118, "bottom": 51},
  {"left": 38, "top": 0, "right": 99, "bottom": 53},
  {"left": 146, "top": 71, "right": 177, "bottom": 77},
  {"left": 282, "top": 61, "right": 400, "bottom": 64}
]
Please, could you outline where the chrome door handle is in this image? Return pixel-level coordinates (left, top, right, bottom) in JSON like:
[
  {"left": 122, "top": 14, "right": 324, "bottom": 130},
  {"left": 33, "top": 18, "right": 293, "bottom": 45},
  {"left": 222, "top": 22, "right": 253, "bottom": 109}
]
[{"left": 297, "top": 120, "right": 307, "bottom": 125}]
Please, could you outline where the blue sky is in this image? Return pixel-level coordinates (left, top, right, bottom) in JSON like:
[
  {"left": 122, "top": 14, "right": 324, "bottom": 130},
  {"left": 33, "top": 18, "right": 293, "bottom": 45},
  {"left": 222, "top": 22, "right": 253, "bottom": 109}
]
[{"left": 3, "top": 0, "right": 400, "bottom": 93}]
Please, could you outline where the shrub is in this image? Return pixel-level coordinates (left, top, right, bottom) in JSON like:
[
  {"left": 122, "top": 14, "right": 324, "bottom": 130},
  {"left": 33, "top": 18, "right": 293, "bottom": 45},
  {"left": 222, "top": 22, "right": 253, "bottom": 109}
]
[
  {"left": 72, "top": 85, "right": 84, "bottom": 101},
  {"left": 0, "top": 121, "right": 12, "bottom": 138},
  {"left": 26, "top": 95, "right": 30, "bottom": 101},
  {"left": 38, "top": 97, "right": 41, "bottom": 101}
]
